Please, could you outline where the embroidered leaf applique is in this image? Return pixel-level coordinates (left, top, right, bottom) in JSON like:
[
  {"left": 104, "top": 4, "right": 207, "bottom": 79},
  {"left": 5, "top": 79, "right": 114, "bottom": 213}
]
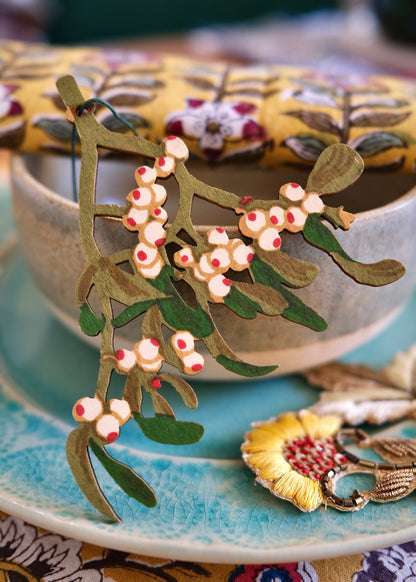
[{"left": 305, "top": 343, "right": 416, "bottom": 425}]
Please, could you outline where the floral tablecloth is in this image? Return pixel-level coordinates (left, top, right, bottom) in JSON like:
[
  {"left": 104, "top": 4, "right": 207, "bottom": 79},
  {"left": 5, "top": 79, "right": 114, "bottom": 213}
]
[
  {"left": 1, "top": 40, "right": 416, "bottom": 172},
  {"left": 1, "top": 511, "right": 415, "bottom": 582}
]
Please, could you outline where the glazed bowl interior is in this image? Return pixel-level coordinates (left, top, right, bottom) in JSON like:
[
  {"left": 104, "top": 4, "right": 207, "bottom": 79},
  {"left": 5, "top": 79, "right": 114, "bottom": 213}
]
[{"left": 10, "top": 153, "right": 416, "bottom": 379}]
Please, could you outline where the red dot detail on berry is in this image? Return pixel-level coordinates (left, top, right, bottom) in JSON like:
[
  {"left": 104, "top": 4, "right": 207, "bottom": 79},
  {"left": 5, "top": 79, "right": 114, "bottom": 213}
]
[
  {"left": 155, "top": 237, "right": 166, "bottom": 247},
  {"left": 247, "top": 252, "right": 254, "bottom": 262},
  {"left": 177, "top": 339, "right": 187, "bottom": 350},
  {"left": 150, "top": 338, "right": 160, "bottom": 346},
  {"left": 181, "top": 255, "right": 189, "bottom": 263},
  {"left": 132, "top": 189, "right": 141, "bottom": 200},
  {"left": 273, "top": 238, "right": 281, "bottom": 248},
  {"left": 247, "top": 212, "right": 256, "bottom": 222},
  {"left": 216, "top": 227, "right": 224, "bottom": 233},
  {"left": 270, "top": 215, "right": 278, "bottom": 225},
  {"left": 223, "top": 278, "right": 231, "bottom": 287},
  {"left": 212, "top": 258, "right": 220, "bottom": 267},
  {"left": 191, "top": 363, "right": 203, "bottom": 372},
  {"left": 107, "top": 432, "right": 118, "bottom": 443},
  {"left": 290, "top": 182, "right": 299, "bottom": 188},
  {"left": 287, "top": 212, "right": 295, "bottom": 224},
  {"left": 151, "top": 377, "right": 162, "bottom": 389},
  {"left": 154, "top": 208, "right": 161, "bottom": 216},
  {"left": 138, "top": 167, "right": 146, "bottom": 175},
  {"left": 137, "top": 250, "right": 147, "bottom": 262},
  {"left": 75, "top": 404, "right": 85, "bottom": 416},
  {"left": 167, "top": 135, "right": 176, "bottom": 140},
  {"left": 158, "top": 158, "right": 166, "bottom": 167},
  {"left": 127, "top": 217, "right": 136, "bottom": 226},
  {"left": 116, "top": 349, "right": 125, "bottom": 361}
]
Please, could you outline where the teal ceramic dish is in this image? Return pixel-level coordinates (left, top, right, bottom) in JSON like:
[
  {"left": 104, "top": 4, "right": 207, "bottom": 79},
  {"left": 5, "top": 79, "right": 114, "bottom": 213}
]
[{"left": 1, "top": 179, "right": 416, "bottom": 561}]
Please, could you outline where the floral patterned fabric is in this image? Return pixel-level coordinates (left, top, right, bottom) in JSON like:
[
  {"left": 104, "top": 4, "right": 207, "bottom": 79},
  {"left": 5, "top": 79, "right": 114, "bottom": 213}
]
[
  {"left": 1, "top": 512, "right": 416, "bottom": 582},
  {"left": 0, "top": 41, "right": 416, "bottom": 172}
]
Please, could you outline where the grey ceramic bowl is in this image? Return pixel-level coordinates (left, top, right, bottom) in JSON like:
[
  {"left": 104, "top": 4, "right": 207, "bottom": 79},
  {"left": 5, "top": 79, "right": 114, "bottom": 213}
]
[{"left": 10, "top": 153, "right": 416, "bottom": 379}]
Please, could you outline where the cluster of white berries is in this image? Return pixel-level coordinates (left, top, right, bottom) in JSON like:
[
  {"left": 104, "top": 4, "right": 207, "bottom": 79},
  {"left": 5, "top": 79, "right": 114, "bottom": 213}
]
[
  {"left": 170, "top": 331, "right": 204, "bottom": 374},
  {"left": 174, "top": 227, "right": 254, "bottom": 302},
  {"left": 239, "top": 183, "right": 325, "bottom": 246},
  {"left": 122, "top": 136, "right": 189, "bottom": 279},
  {"left": 116, "top": 337, "right": 164, "bottom": 374},
  {"left": 73, "top": 396, "right": 131, "bottom": 443}
]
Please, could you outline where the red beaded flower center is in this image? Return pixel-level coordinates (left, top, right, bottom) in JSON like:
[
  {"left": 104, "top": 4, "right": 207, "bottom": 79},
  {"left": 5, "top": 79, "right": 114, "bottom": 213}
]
[{"left": 283, "top": 436, "right": 347, "bottom": 481}]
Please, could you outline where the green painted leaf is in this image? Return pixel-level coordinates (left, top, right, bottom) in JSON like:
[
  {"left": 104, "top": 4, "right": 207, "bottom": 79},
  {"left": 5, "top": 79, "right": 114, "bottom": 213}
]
[
  {"left": 303, "top": 214, "right": 406, "bottom": 286},
  {"left": 34, "top": 118, "right": 75, "bottom": 142},
  {"left": 157, "top": 297, "right": 214, "bottom": 338},
  {"left": 79, "top": 303, "right": 105, "bottom": 336},
  {"left": 283, "top": 135, "right": 328, "bottom": 161},
  {"left": 89, "top": 438, "right": 157, "bottom": 508},
  {"left": 306, "top": 143, "right": 364, "bottom": 195},
  {"left": 233, "top": 282, "right": 288, "bottom": 316},
  {"left": 224, "top": 286, "right": 260, "bottom": 319},
  {"left": 133, "top": 413, "right": 204, "bottom": 445},
  {"left": 66, "top": 427, "right": 119, "bottom": 521},
  {"left": 216, "top": 354, "right": 277, "bottom": 377},
  {"left": 112, "top": 299, "right": 155, "bottom": 328},
  {"left": 349, "top": 132, "right": 406, "bottom": 157},
  {"left": 250, "top": 256, "right": 327, "bottom": 331},
  {"left": 256, "top": 249, "right": 319, "bottom": 288},
  {"left": 159, "top": 373, "right": 198, "bottom": 408},
  {"left": 150, "top": 266, "right": 214, "bottom": 338},
  {"left": 278, "top": 286, "right": 328, "bottom": 330}
]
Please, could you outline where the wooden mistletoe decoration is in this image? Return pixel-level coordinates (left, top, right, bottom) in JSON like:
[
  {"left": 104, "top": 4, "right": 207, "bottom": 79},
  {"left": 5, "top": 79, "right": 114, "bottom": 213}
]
[{"left": 56, "top": 76, "right": 405, "bottom": 521}]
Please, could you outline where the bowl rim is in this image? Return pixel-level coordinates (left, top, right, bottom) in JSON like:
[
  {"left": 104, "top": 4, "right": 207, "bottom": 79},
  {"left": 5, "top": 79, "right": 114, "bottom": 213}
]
[{"left": 10, "top": 153, "right": 416, "bottom": 234}]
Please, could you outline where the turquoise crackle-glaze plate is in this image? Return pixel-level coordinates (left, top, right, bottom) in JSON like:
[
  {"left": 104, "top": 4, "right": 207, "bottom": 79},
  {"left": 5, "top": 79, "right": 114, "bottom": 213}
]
[{"left": 1, "top": 189, "right": 416, "bottom": 563}]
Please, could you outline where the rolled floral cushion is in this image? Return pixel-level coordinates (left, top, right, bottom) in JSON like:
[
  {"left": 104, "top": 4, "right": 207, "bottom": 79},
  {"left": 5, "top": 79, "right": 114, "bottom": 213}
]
[{"left": 1, "top": 40, "right": 416, "bottom": 172}]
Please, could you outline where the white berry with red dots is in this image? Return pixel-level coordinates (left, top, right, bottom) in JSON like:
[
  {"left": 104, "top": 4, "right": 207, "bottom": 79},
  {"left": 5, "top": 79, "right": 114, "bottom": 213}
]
[
  {"left": 109, "top": 399, "right": 131, "bottom": 424},
  {"left": 130, "top": 187, "right": 152, "bottom": 207},
  {"left": 96, "top": 414, "right": 120, "bottom": 442},
  {"left": 116, "top": 348, "right": 137, "bottom": 372},
  {"left": 210, "top": 247, "right": 231, "bottom": 270},
  {"left": 73, "top": 396, "right": 103, "bottom": 422},
  {"left": 182, "top": 351, "right": 205, "bottom": 374},
  {"left": 143, "top": 221, "right": 166, "bottom": 247},
  {"left": 164, "top": 136, "right": 189, "bottom": 161},
  {"left": 135, "top": 337, "right": 161, "bottom": 361},
  {"left": 207, "top": 227, "right": 229, "bottom": 246},
  {"left": 258, "top": 227, "right": 282, "bottom": 251},
  {"left": 280, "top": 183, "right": 305, "bottom": 201},
  {"left": 171, "top": 331, "right": 195, "bottom": 355},
  {"left": 285, "top": 207, "right": 308, "bottom": 231},
  {"left": 134, "top": 242, "right": 158, "bottom": 266},
  {"left": 174, "top": 247, "right": 194, "bottom": 267},
  {"left": 208, "top": 274, "right": 232, "bottom": 299},
  {"left": 229, "top": 239, "right": 254, "bottom": 270},
  {"left": 239, "top": 210, "right": 267, "bottom": 236},
  {"left": 269, "top": 206, "right": 285, "bottom": 226},
  {"left": 135, "top": 166, "right": 157, "bottom": 185},
  {"left": 302, "top": 193, "right": 325, "bottom": 214}
]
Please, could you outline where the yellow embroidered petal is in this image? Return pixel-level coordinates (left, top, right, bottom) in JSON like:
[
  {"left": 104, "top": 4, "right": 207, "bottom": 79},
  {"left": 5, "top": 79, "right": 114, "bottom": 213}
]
[
  {"left": 245, "top": 451, "right": 291, "bottom": 480},
  {"left": 265, "top": 413, "right": 305, "bottom": 441},
  {"left": 242, "top": 434, "right": 285, "bottom": 454},
  {"left": 273, "top": 470, "right": 323, "bottom": 512},
  {"left": 299, "top": 411, "right": 341, "bottom": 439}
]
